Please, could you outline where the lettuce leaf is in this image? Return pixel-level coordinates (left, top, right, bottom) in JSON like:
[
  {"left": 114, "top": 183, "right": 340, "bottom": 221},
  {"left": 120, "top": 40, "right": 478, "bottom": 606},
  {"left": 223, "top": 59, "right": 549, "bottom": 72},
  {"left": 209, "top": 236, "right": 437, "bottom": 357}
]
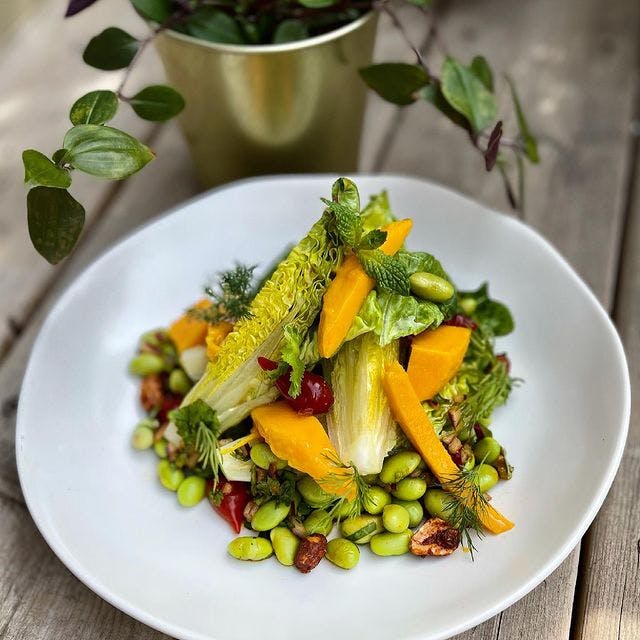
[
  {"left": 346, "top": 289, "right": 444, "bottom": 346},
  {"left": 326, "top": 332, "right": 400, "bottom": 474},
  {"left": 183, "top": 213, "right": 341, "bottom": 431},
  {"left": 361, "top": 190, "right": 395, "bottom": 232}
]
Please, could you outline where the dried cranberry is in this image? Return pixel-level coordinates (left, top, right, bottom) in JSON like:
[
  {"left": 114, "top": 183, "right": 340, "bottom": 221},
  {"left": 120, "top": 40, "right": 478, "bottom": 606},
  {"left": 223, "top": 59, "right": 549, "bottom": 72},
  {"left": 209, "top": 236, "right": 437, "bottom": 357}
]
[
  {"left": 258, "top": 357, "right": 334, "bottom": 415},
  {"left": 450, "top": 449, "right": 464, "bottom": 467},
  {"left": 473, "top": 423, "right": 485, "bottom": 440},
  {"left": 444, "top": 314, "right": 477, "bottom": 330},
  {"left": 158, "top": 393, "right": 182, "bottom": 423}
]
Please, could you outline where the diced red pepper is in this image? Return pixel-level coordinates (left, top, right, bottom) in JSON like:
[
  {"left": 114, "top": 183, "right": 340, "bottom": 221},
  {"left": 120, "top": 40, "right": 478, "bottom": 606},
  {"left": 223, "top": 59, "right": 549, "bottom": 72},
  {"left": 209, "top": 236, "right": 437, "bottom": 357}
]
[{"left": 207, "top": 479, "right": 250, "bottom": 534}]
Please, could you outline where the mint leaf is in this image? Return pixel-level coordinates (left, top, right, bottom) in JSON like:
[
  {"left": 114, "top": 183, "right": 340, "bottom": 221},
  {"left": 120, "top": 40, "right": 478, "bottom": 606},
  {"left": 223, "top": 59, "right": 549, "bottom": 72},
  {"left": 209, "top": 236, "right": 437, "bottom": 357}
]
[
  {"left": 322, "top": 198, "right": 362, "bottom": 248},
  {"left": 27, "top": 187, "right": 85, "bottom": 264},
  {"left": 70, "top": 90, "right": 118, "bottom": 125},
  {"left": 62, "top": 124, "right": 154, "bottom": 179},
  {"left": 357, "top": 250, "right": 409, "bottom": 295},
  {"left": 22, "top": 150, "right": 71, "bottom": 188},
  {"left": 280, "top": 326, "right": 305, "bottom": 398},
  {"left": 83, "top": 27, "right": 139, "bottom": 70},
  {"left": 359, "top": 63, "right": 429, "bottom": 106},
  {"left": 359, "top": 229, "right": 387, "bottom": 250},
  {"left": 129, "top": 85, "right": 185, "bottom": 121},
  {"left": 440, "top": 57, "right": 497, "bottom": 132},
  {"left": 331, "top": 177, "right": 360, "bottom": 211}
]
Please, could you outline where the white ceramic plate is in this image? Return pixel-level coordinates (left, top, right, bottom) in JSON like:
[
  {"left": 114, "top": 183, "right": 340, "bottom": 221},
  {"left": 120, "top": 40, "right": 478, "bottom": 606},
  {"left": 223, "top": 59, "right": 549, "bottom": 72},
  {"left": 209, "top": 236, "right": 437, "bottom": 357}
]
[{"left": 17, "top": 175, "right": 630, "bottom": 640}]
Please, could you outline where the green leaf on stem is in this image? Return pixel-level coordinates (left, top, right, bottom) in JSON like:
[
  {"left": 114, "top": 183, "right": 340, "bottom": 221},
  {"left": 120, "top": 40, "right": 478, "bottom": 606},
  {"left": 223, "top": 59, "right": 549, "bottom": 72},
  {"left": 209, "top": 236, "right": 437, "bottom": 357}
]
[
  {"left": 359, "top": 63, "right": 429, "bottom": 106},
  {"left": 298, "top": 0, "right": 338, "bottom": 8},
  {"left": 52, "top": 149, "right": 67, "bottom": 165},
  {"left": 505, "top": 75, "right": 539, "bottom": 163},
  {"left": 184, "top": 8, "right": 246, "bottom": 44},
  {"left": 419, "top": 83, "right": 470, "bottom": 130},
  {"left": 27, "top": 187, "right": 85, "bottom": 264},
  {"left": 440, "top": 57, "right": 497, "bottom": 132},
  {"left": 469, "top": 55, "right": 494, "bottom": 92},
  {"left": 70, "top": 90, "right": 118, "bottom": 125},
  {"left": 273, "top": 19, "right": 308, "bottom": 43},
  {"left": 61, "top": 124, "right": 154, "bottom": 179},
  {"left": 22, "top": 150, "right": 71, "bottom": 189},
  {"left": 129, "top": 85, "right": 185, "bottom": 121},
  {"left": 130, "top": 0, "right": 172, "bottom": 23},
  {"left": 83, "top": 27, "right": 139, "bottom": 70}
]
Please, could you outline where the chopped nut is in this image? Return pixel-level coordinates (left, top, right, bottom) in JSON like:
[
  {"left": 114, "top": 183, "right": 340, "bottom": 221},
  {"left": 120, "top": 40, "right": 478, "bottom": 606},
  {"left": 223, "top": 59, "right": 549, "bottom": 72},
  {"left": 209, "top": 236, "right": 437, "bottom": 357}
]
[
  {"left": 140, "top": 374, "right": 163, "bottom": 412},
  {"left": 243, "top": 501, "right": 259, "bottom": 522},
  {"left": 410, "top": 517, "right": 460, "bottom": 557},
  {"left": 294, "top": 534, "right": 328, "bottom": 573}
]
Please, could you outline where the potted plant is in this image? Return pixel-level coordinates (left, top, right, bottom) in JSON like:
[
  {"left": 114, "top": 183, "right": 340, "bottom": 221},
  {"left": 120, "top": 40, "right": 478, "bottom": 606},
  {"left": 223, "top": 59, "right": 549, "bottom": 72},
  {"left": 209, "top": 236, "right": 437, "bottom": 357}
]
[{"left": 22, "top": 0, "right": 538, "bottom": 264}]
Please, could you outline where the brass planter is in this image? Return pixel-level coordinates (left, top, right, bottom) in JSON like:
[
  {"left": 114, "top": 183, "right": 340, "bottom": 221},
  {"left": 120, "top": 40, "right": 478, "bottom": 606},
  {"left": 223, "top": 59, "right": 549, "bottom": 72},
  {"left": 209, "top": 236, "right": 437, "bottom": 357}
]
[{"left": 154, "top": 13, "right": 378, "bottom": 187}]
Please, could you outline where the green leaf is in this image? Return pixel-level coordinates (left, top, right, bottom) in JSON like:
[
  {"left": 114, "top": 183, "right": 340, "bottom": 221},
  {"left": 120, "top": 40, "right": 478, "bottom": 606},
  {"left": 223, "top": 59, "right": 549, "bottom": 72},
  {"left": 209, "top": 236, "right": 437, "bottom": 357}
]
[
  {"left": 184, "top": 8, "right": 246, "bottom": 44},
  {"left": 273, "top": 19, "right": 308, "bottom": 44},
  {"left": 331, "top": 177, "right": 360, "bottom": 211},
  {"left": 27, "top": 187, "right": 85, "bottom": 264},
  {"left": 130, "top": 0, "right": 172, "bottom": 23},
  {"left": 129, "top": 85, "right": 185, "bottom": 121},
  {"left": 359, "top": 229, "right": 387, "bottom": 250},
  {"left": 505, "top": 75, "right": 539, "bottom": 163},
  {"left": 22, "top": 150, "right": 71, "bottom": 188},
  {"left": 469, "top": 55, "right": 494, "bottom": 92},
  {"left": 458, "top": 283, "right": 515, "bottom": 336},
  {"left": 322, "top": 199, "right": 361, "bottom": 248},
  {"left": 357, "top": 250, "right": 409, "bottom": 295},
  {"left": 83, "top": 27, "right": 139, "bottom": 70},
  {"left": 280, "top": 326, "right": 305, "bottom": 398},
  {"left": 62, "top": 124, "right": 154, "bottom": 179},
  {"left": 171, "top": 399, "right": 220, "bottom": 441},
  {"left": 359, "top": 63, "right": 429, "bottom": 106},
  {"left": 298, "top": 0, "right": 338, "bottom": 7},
  {"left": 440, "top": 57, "right": 497, "bottom": 132},
  {"left": 69, "top": 90, "right": 118, "bottom": 125},
  {"left": 419, "top": 83, "right": 470, "bottom": 130}
]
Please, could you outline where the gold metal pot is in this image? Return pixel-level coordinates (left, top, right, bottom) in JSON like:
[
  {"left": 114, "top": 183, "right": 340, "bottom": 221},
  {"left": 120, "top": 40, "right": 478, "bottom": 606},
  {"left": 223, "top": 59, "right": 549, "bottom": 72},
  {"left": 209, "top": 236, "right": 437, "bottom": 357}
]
[{"left": 154, "top": 13, "right": 378, "bottom": 187}]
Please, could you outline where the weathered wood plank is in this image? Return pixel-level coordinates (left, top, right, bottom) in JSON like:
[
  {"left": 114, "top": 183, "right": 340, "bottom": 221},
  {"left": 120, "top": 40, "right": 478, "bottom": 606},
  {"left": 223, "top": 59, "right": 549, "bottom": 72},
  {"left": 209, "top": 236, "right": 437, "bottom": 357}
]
[
  {"left": 0, "top": 0, "right": 164, "bottom": 360},
  {"left": 375, "top": 1, "right": 639, "bottom": 639},
  {"left": 570, "top": 146, "right": 640, "bottom": 640}
]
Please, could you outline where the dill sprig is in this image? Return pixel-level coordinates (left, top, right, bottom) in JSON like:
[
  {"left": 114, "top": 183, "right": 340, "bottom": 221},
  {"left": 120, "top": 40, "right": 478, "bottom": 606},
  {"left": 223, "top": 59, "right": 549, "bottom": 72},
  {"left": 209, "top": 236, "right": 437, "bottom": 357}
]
[
  {"left": 188, "top": 264, "right": 257, "bottom": 324},
  {"left": 441, "top": 466, "right": 490, "bottom": 559},
  {"left": 322, "top": 453, "right": 371, "bottom": 520}
]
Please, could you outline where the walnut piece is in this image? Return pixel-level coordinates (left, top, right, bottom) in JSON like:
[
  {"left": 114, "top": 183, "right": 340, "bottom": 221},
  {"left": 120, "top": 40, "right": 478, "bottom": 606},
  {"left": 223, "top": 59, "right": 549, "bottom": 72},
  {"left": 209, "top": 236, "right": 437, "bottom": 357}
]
[
  {"left": 410, "top": 517, "right": 460, "bottom": 557},
  {"left": 140, "top": 374, "right": 163, "bottom": 412},
  {"left": 294, "top": 534, "right": 327, "bottom": 573}
]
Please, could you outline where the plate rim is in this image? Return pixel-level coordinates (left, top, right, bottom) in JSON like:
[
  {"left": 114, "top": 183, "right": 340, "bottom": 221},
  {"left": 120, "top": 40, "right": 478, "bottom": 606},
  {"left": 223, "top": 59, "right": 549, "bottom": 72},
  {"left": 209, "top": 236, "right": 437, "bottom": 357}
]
[{"left": 16, "top": 173, "right": 631, "bottom": 640}]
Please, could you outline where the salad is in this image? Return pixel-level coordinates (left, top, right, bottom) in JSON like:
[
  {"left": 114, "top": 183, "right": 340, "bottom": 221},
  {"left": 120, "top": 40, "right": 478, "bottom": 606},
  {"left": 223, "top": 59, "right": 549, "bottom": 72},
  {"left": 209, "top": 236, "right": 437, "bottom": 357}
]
[{"left": 128, "top": 178, "right": 517, "bottom": 572}]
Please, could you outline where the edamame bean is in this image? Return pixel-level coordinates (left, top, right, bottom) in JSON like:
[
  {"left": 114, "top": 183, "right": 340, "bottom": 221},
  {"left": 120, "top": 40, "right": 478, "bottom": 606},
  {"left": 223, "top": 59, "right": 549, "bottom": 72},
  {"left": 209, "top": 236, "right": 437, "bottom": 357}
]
[
  {"left": 227, "top": 536, "right": 273, "bottom": 561},
  {"left": 270, "top": 527, "right": 300, "bottom": 566},
  {"left": 157, "top": 459, "right": 184, "bottom": 491},
  {"left": 334, "top": 499, "right": 358, "bottom": 520},
  {"left": 304, "top": 510, "right": 333, "bottom": 536},
  {"left": 363, "top": 486, "right": 391, "bottom": 515},
  {"left": 392, "top": 499, "right": 424, "bottom": 528},
  {"left": 423, "top": 489, "right": 454, "bottom": 521},
  {"left": 392, "top": 477, "right": 427, "bottom": 501},
  {"left": 476, "top": 463, "right": 499, "bottom": 493},
  {"left": 459, "top": 296, "right": 477, "bottom": 316},
  {"left": 409, "top": 272, "right": 455, "bottom": 302},
  {"left": 370, "top": 531, "right": 411, "bottom": 556},
  {"left": 326, "top": 538, "right": 360, "bottom": 570},
  {"left": 131, "top": 425, "right": 154, "bottom": 450},
  {"left": 250, "top": 443, "right": 287, "bottom": 471},
  {"left": 177, "top": 475, "right": 206, "bottom": 507},
  {"left": 473, "top": 437, "right": 502, "bottom": 465},
  {"left": 251, "top": 500, "right": 291, "bottom": 531},
  {"left": 168, "top": 369, "right": 192, "bottom": 395},
  {"left": 379, "top": 451, "right": 422, "bottom": 484},
  {"left": 340, "top": 515, "right": 383, "bottom": 544},
  {"left": 462, "top": 453, "right": 476, "bottom": 471},
  {"left": 153, "top": 439, "right": 168, "bottom": 458},
  {"left": 297, "top": 476, "right": 332, "bottom": 507},
  {"left": 128, "top": 353, "right": 166, "bottom": 376},
  {"left": 382, "top": 504, "right": 410, "bottom": 533}
]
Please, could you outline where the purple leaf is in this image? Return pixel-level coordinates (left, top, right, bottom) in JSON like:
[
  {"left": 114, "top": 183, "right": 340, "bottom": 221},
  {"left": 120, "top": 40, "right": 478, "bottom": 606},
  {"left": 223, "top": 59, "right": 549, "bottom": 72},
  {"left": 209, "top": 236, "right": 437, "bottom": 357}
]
[
  {"left": 484, "top": 120, "right": 502, "bottom": 171},
  {"left": 65, "top": 0, "right": 102, "bottom": 17}
]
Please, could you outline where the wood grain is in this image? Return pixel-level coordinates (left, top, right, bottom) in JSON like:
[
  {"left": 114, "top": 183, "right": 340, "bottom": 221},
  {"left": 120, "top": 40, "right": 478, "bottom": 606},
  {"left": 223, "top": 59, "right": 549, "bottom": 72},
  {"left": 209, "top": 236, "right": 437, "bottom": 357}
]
[{"left": 570, "top": 143, "right": 640, "bottom": 640}]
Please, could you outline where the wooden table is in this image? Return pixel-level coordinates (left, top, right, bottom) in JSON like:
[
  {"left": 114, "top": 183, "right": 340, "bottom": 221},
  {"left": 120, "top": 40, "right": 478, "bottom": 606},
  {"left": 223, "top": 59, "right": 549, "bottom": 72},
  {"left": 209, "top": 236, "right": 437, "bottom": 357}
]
[{"left": 1, "top": 1, "right": 638, "bottom": 638}]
